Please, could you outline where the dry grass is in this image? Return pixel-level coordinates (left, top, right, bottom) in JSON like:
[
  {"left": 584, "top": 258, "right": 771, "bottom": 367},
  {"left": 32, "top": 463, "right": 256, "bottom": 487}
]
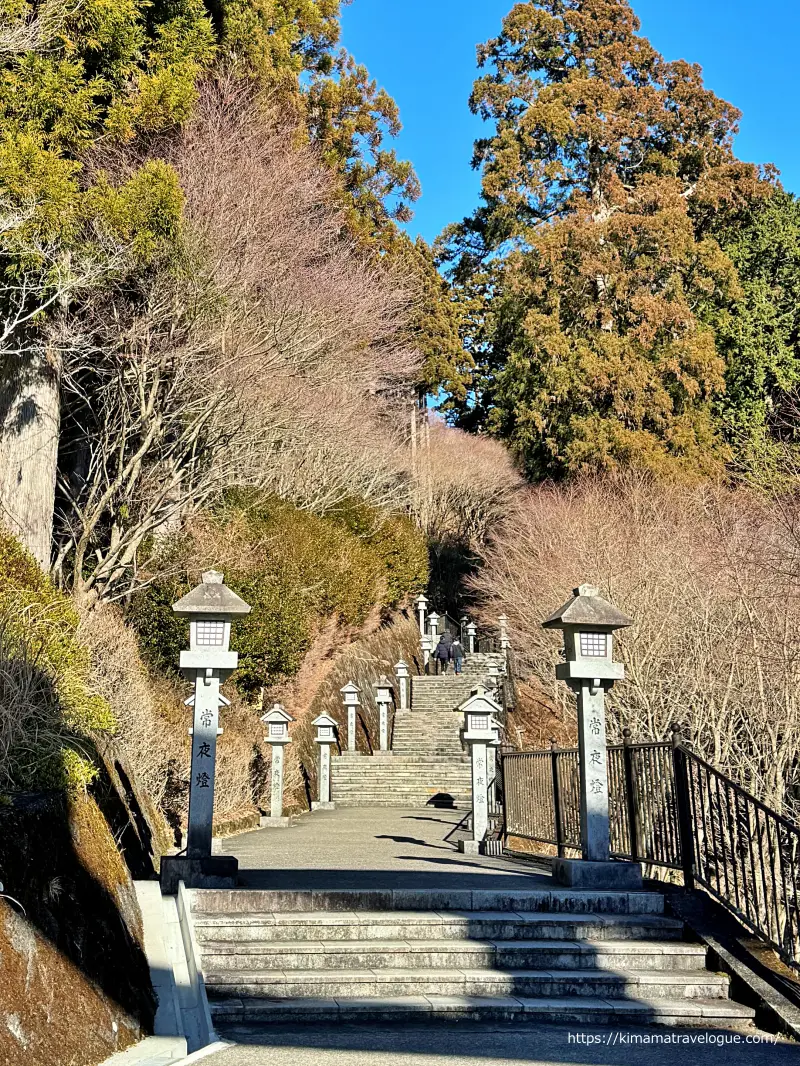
[{"left": 476, "top": 473, "right": 800, "bottom": 812}]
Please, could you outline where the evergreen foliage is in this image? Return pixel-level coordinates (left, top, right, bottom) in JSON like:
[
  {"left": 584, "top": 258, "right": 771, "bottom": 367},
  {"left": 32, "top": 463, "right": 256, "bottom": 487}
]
[
  {"left": 130, "top": 495, "right": 428, "bottom": 697},
  {"left": 0, "top": 528, "right": 113, "bottom": 790},
  {"left": 440, "top": 0, "right": 773, "bottom": 480}
]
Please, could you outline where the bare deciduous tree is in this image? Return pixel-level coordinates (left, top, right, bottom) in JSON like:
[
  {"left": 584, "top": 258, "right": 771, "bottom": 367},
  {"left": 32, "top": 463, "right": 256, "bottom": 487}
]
[{"left": 475, "top": 473, "right": 800, "bottom": 813}]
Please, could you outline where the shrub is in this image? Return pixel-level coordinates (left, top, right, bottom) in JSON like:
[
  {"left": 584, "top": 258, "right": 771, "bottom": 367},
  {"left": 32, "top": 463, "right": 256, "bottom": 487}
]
[
  {"left": 129, "top": 494, "right": 428, "bottom": 696},
  {"left": 473, "top": 474, "right": 800, "bottom": 813},
  {"left": 0, "top": 530, "right": 112, "bottom": 790}
]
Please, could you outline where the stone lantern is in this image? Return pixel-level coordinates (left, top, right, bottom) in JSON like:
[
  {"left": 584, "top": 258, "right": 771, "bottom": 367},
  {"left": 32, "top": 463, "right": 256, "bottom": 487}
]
[
  {"left": 543, "top": 583, "right": 637, "bottom": 888},
  {"left": 465, "top": 621, "right": 477, "bottom": 654},
  {"left": 260, "top": 703, "right": 294, "bottom": 827},
  {"left": 394, "top": 660, "right": 410, "bottom": 711},
  {"left": 427, "top": 610, "right": 440, "bottom": 637},
  {"left": 414, "top": 594, "right": 429, "bottom": 636},
  {"left": 373, "top": 675, "right": 394, "bottom": 752},
  {"left": 498, "top": 614, "right": 511, "bottom": 651},
  {"left": 312, "top": 713, "right": 337, "bottom": 809},
  {"left": 340, "top": 681, "right": 361, "bottom": 754},
  {"left": 458, "top": 686, "right": 502, "bottom": 855},
  {"left": 160, "top": 570, "right": 251, "bottom": 893}
]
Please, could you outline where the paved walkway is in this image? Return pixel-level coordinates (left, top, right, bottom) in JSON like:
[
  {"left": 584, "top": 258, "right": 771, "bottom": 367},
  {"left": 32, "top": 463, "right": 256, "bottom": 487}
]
[
  {"left": 224, "top": 807, "right": 551, "bottom": 891},
  {"left": 206, "top": 1023, "right": 798, "bottom": 1065}
]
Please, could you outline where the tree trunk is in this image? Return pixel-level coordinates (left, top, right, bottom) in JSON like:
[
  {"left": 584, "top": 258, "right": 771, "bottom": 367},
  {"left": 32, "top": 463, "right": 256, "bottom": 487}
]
[{"left": 0, "top": 353, "right": 59, "bottom": 569}]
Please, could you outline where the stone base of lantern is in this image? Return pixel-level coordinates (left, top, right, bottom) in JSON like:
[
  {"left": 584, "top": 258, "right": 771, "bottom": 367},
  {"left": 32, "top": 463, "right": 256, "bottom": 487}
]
[
  {"left": 312, "top": 801, "right": 336, "bottom": 811},
  {"left": 259, "top": 815, "right": 294, "bottom": 828},
  {"left": 160, "top": 854, "right": 238, "bottom": 894},
  {"left": 552, "top": 857, "right": 642, "bottom": 890},
  {"left": 458, "top": 839, "right": 491, "bottom": 856}
]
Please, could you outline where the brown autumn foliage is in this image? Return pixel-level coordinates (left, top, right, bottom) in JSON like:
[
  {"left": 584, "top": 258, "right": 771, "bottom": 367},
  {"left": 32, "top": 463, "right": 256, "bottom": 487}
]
[{"left": 475, "top": 473, "right": 800, "bottom": 813}]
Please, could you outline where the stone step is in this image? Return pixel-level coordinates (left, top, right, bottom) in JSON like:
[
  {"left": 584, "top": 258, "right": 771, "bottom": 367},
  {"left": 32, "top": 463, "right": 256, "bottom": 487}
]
[
  {"left": 190, "top": 889, "right": 666, "bottom": 916},
  {"left": 205, "top": 966, "right": 729, "bottom": 1001},
  {"left": 200, "top": 937, "right": 707, "bottom": 973},
  {"left": 209, "top": 994, "right": 755, "bottom": 1029},
  {"left": 332, "top": 799, "right": 471, "bottom": 808},
  {"left": 194, "top": 915, "right": 681, "bottom": 945}
]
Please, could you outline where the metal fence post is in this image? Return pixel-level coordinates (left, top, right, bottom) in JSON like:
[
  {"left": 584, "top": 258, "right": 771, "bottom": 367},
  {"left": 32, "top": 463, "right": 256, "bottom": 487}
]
[
  {"left": 550, "top": 739, "right": 566, "bottom": 858},
  {"left": 622, "top": 728, "right": 640, "bottom": 862},
  {"left": 671, "top": 724, "right": 695, "bottom": 891}
]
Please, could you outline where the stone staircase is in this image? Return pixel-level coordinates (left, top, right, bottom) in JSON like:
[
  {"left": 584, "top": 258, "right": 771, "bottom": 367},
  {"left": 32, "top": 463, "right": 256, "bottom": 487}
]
[
  {"left": 192, "top": 886, "right": 755, "bottom": 1029},
  {"left": 330, "top": 653, "right": 502, "bottom": 809}
]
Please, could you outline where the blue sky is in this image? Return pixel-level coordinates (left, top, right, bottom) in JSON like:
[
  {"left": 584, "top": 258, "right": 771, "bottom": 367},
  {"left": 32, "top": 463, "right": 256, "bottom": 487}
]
[{"left": 340, "top": 0, "right": 800, "bottom": 244}]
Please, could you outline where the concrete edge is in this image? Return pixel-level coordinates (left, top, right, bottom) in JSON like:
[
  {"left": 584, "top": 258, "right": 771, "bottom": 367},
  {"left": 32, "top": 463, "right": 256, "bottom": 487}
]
[
  {"left": 667, "top": 889, "right": 800, "bottom": 1041},
  {"left": 177, "top": 880, "right": 218, "bottom": 1048},
  {"left": 172, "top": 1041, "right": 232, "bottom": 1065},
  {"left": 133, "top": 881, "right": 187, "bottom": 1056},
  {"left": 100, "top": 1035, "right": 189, "bottom": 1066}
]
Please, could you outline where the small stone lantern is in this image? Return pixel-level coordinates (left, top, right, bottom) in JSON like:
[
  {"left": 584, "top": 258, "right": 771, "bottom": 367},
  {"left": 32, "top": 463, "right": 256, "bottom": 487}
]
[
  {"left": 312, "top": 713, "right": 337, "bottom": 810},
  {"left": 414, "top": 594, "right": 429, "bottom": 636},
  {"left": 458, "top": 686, "right": 502, "bottom": 855},
  {"left": 543, "top": 583, "right": 636, "bottom": 888},
  {"left": 394, "top": 660, "right": 410, "bottom": 711},
  {"left": 340, "top": 681, "right": 361, "bottom": 755},
  {"left": 160, "top": 570, "right": 251, "bottom": 893},
  {"left": 465, "top": 621, "right": 477, "bottom": 654},
  {"left": 498, "top": 614, "right": 511, "bottom": 651},
  {"left": 427, "top": 610, "right": 440, "bottom": 637},
  {"left": 260, "top": 703, "right": 294, "bottom": 827},
  {"left": 373, "top": 675, "right": 394, "bottom": 752}
]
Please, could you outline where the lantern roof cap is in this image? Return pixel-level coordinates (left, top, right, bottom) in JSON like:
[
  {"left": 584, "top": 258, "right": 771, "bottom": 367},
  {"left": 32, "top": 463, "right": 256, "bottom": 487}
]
[
  {"left": 542, "top": 584, "right": 632, "bottom": 631},
  {"left": 373, "top": 675, "right": 393, "bottom": 690},
  {"left": 173, "top": 571, "right": 251, "bottom": 617},
  {"left": 261, "top": 703, "right": 294, "bottom": 725},
  {"left": 459, "top": 685, "right": 502, "bottom": 715},
  {"left": 394, "top": 659, "right": 409, "bottom": 673},
  {"left": 340, "top": 681, "right": 360, "bottom": 696},
  {"left": 312, "top": 713, "right": 338, "bottom": 728}
]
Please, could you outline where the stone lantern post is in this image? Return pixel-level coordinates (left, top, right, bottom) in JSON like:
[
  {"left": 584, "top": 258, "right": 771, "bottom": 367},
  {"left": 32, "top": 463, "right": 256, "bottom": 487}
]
[
  {"left": 260, "top": 703, "right": 294, "bottom": 827},
  {"left": 394, "top": 660, "right": 410, "bottom": 711},
  {"left": 160, "top": 570, "right": 251, "bottom": 893},
  {"left": 465, "top": 621, "right": 477, "bottom": 654},
  {"left": 373, "top": 675, "right": 394, "bottom": 752},
  {"left": 427, "top": 610, "right": 440, "bottom": 638},
  {"left": 420, "top": 632, "right": 433, "bottom": 673},
  {"left": 340, "top": 681, "right": 361, "bottom": 754},
  {"left": 543, "top": 583, "right": 638, "bottom": 888},
  {"left": 498, "top": 614, "right": 511, "bottom": 651},
  {"left": 414, "top": 594, "right": 429, "bottom": 637},
  {"left": 312, "top": 713, "right": 337, "bottom": 810},
  {"left": 458, "top": 686, "right": 502, "bottom": 855}
]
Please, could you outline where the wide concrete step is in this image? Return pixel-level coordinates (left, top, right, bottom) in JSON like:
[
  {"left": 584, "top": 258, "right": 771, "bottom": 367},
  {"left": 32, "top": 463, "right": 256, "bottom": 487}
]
[
  {"left": 190, "top": 889, "right": 666, "bottom": 916},
  {"left": 210, "top": 994, "right": 755, "bottom": 1029},
  {"left": 194, "top": 915, "right": 682, "bottom": 944},
  {"left": 332, "top": 798, "right": 471, "bottom": 808},
  {"left": 201, "top": 937, "right": 707, "bottom": 973},
  {"left": 205, "top": 967, "right": 729, "bottom": 1001}
]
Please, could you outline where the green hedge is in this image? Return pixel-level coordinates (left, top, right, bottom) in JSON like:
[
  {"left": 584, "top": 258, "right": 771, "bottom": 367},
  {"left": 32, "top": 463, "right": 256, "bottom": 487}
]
[{"left": 130, "top": 494, "right": 428, "bottom": 695}]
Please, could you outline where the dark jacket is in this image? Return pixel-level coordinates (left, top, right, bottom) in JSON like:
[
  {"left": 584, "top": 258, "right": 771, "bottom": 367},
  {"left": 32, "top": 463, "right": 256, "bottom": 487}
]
[
  {"left": 433, "top": 637, "right": 450, "bottom": 661},
  {"left": 441, "top": 631, "right": 455, "bottom": 648},
  {"left": 450, "top": 640, "right": 465, "bottom": 661}
]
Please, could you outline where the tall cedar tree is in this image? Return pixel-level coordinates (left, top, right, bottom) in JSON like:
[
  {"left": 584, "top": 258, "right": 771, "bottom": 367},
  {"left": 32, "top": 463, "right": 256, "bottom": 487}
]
[{"left": 441, "top": 0, "right": 768, "bottom": 480}]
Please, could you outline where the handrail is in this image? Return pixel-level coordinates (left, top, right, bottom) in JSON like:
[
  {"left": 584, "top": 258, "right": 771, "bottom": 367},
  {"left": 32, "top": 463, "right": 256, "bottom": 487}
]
[{"left": 501, "top": 731, "right": 800, "bottom": 971}]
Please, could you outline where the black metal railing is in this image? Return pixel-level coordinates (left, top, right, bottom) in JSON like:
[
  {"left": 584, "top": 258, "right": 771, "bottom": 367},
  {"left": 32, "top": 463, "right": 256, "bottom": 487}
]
[{"left": 501, "top": 728, "right": 800, "bottom": 971}]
